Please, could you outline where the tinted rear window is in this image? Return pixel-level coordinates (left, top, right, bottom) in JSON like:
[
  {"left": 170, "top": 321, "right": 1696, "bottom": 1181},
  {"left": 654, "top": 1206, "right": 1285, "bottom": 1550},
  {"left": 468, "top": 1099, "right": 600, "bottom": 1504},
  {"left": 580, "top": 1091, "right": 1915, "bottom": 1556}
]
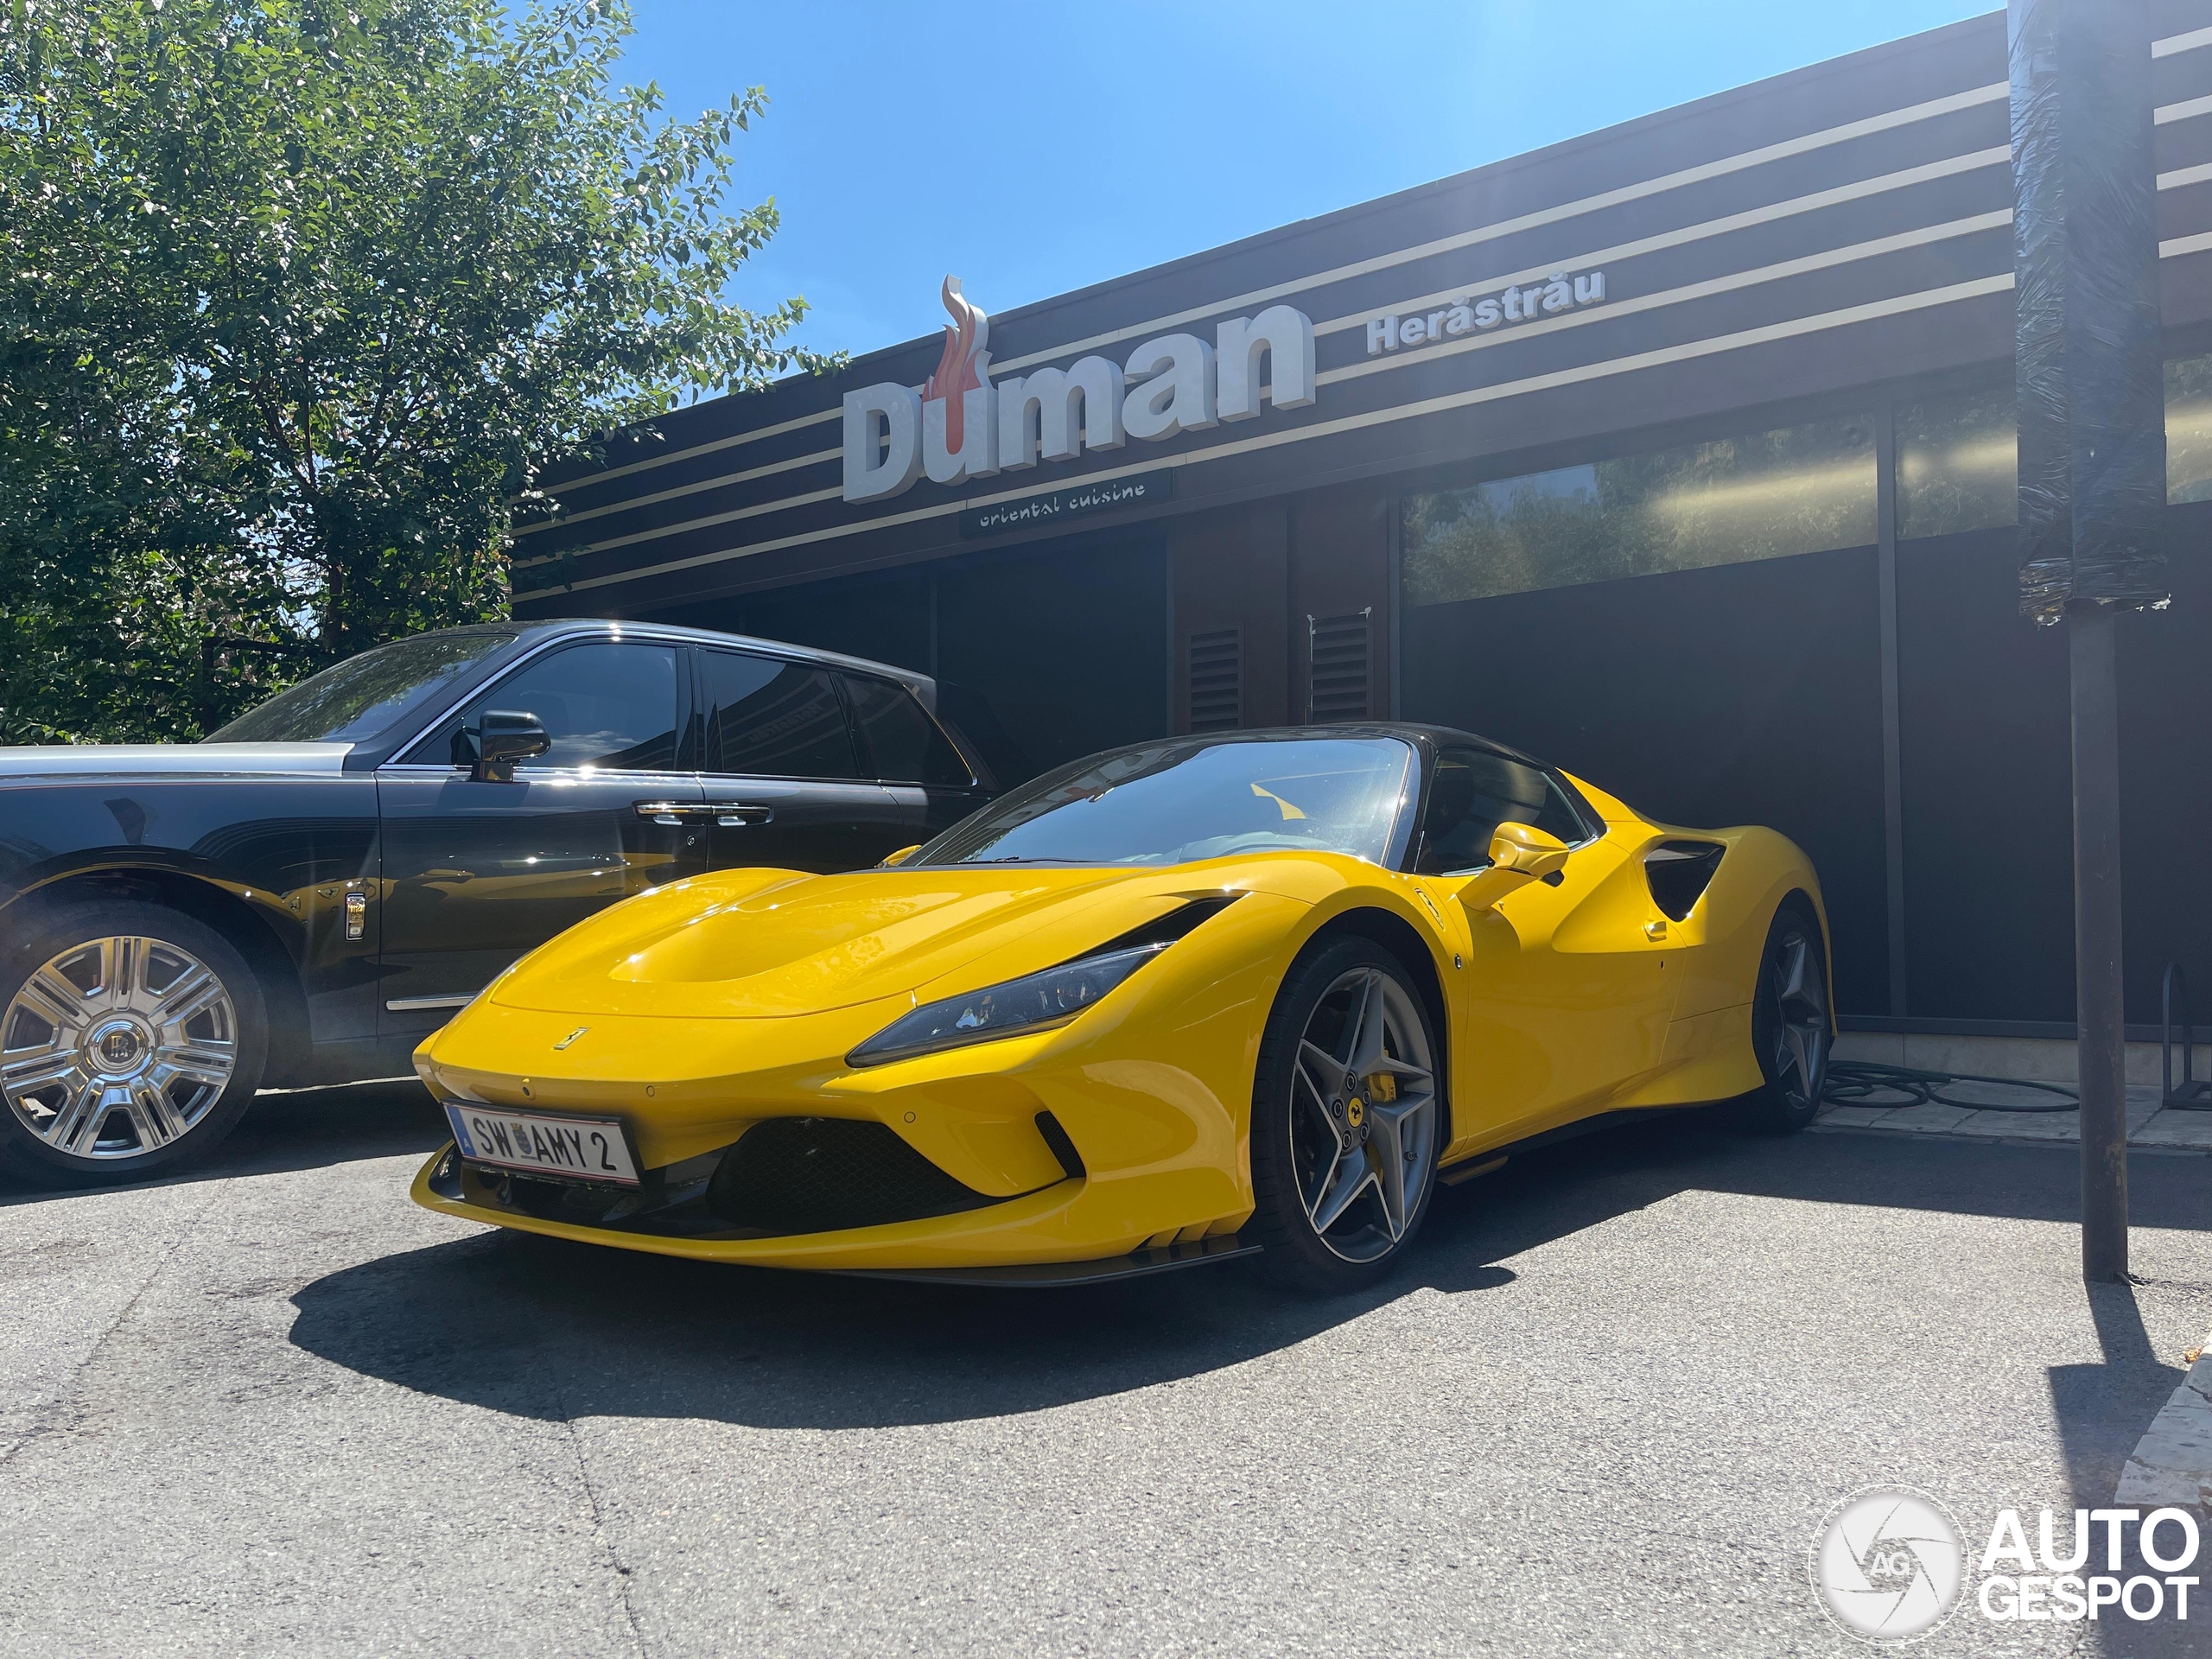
[
  {"left": 699, "top": 651, "right": 861, "bottom": 779},
  {"left": 840, "top": 675, "right": 971, "bottom": 786}
]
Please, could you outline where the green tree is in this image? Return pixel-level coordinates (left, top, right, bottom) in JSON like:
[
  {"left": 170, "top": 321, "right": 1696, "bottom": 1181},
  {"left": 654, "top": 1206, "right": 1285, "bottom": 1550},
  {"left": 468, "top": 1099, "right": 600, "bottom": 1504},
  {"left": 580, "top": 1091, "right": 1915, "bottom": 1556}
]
[{"left": 0, "top": 0, "right": 828, "bottom": 741}]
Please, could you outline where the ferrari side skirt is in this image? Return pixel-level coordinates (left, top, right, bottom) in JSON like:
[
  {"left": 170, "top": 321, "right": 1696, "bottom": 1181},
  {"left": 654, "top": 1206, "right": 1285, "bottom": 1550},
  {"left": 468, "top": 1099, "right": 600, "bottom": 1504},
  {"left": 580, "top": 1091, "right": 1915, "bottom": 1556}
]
[
  {"left": 1441, "top": 1104, "right": 1698, "bottom": 1175},
  {"left": 828, "top": 1233, "right": 1261, "bottom": 1288}
]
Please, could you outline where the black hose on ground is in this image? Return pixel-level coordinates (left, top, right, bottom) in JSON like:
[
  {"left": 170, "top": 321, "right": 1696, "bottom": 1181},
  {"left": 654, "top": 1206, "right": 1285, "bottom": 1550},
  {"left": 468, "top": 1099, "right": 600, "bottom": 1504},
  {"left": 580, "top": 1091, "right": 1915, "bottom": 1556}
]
[{"left": 1821, "top": 1060, "right": 2082, "bottom": 1113}]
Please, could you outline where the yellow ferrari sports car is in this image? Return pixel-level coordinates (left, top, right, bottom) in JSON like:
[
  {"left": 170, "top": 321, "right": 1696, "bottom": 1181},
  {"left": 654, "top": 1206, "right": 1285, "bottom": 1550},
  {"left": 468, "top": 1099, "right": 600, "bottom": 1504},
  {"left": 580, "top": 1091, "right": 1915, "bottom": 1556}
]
[{"left": 410, "top": 725, "right": 1830, "bottom": 1293}]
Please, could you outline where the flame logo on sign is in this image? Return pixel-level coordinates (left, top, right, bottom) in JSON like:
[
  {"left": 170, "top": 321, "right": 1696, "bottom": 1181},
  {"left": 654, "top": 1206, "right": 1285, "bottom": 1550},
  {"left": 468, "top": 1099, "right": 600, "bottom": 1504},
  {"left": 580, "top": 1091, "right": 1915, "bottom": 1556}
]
[{"left": 922, "top": 275, "right": 990, "bottom": 453}]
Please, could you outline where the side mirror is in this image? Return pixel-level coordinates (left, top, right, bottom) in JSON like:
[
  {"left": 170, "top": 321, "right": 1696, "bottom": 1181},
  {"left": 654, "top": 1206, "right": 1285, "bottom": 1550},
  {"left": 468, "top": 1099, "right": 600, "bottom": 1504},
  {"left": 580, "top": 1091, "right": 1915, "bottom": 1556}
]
[
  {"left": 1489, "top": 821, "right": 1571, "bottom": 880},
  {"left": 1450, "top": 822, "right": 1573, "bottom": 912},
  {"left": 878, "top": 844, "right": 922, "bottom": 868},
  {"left": 471, "top": 709, "right": 550, "bottom": 784}
]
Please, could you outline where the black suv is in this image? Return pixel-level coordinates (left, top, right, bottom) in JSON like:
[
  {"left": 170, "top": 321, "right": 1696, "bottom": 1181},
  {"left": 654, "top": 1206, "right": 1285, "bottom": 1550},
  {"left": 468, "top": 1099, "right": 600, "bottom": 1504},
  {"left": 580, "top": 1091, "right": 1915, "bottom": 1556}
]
[{"left": 0, "top": 621, "right": 997, "bottom": 1186}]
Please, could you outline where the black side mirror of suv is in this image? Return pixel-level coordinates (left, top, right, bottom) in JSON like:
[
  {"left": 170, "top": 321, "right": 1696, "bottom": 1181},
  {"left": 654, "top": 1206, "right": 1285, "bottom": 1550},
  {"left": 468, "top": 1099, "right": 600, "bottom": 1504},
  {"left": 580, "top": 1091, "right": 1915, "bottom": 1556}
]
[{"left": 472, "top": 709, "right": 550, "bottom": 783}]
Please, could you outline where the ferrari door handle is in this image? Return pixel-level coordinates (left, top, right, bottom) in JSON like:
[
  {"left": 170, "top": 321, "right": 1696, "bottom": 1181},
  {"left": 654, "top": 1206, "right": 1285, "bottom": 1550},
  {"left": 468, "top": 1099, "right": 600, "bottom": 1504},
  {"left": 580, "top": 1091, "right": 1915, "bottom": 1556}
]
[{"left": 1645, "top": 919, "right": 1668, "bottom": 940}]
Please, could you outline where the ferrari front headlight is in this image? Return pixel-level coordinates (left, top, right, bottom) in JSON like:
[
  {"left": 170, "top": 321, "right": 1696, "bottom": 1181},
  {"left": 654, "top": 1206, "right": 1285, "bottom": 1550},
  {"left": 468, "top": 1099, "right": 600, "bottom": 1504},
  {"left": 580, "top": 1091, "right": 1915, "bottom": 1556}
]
[{"left": 847, "top": 944, "right": 1165, "bottom": 1068}]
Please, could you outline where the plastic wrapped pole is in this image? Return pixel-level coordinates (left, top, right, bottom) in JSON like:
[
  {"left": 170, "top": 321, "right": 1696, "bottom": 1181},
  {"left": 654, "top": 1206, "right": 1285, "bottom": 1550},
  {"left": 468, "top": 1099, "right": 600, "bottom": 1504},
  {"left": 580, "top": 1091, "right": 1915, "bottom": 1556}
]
[
  {"left": 2009, "top": 0, "right": 2163, "bottom": 1284},
  {"left": 2012, "top": 0, "right": 2168, "bottom": 620}
]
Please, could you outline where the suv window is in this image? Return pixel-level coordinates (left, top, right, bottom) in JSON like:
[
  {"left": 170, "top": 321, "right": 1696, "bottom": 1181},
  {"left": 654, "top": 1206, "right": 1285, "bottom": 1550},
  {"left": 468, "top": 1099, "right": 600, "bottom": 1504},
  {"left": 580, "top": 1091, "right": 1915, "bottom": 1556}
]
[
  {"left": 698, "top": 650, "right": 861, "bottom": 779},
  {"left": 416, "top": 640, "right": 680, "bottom": 772},
  {"left": 1415, "top": 748, "right": 1590, "bottom": 874},
  {"left": 839, "top": 674, "right": 972, "bottom": 786}
]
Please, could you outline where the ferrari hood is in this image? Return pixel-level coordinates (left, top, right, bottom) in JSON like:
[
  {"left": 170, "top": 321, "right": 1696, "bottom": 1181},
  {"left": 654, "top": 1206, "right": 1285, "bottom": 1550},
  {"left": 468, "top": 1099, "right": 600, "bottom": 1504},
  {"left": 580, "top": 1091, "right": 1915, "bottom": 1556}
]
[{"left": 486, "top": 863, "right": 1262, "bottom": 1020}]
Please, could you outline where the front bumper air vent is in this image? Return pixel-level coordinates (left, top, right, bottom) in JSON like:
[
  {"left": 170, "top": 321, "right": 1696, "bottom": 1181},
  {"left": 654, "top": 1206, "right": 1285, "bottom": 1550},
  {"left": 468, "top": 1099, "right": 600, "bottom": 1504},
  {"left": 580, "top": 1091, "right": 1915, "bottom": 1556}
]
[{"left": 705, "top": 1116, "right": 994, "bottom": 1235}]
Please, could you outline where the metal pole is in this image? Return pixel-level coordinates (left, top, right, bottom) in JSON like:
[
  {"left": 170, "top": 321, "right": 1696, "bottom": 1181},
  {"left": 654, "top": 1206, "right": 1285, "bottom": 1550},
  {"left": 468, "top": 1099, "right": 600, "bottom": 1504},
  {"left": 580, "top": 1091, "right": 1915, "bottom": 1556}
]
[
  {"left": 2069, "top": 599, "right": 2128, "bottom": 1280},
  {"left": 2010, "top": 0, "right": 2167, "bottom": 1281}
]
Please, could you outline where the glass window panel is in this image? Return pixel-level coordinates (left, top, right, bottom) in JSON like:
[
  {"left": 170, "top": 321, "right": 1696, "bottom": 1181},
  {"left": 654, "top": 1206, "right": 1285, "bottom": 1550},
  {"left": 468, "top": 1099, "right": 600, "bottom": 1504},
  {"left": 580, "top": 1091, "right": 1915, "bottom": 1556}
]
[
  {"left": 1896, "top": 389, "right": 2017, "bottom": 539},
  {"left": 1414, "top": 749, "right": 1588, "bottom": 874},
  {"left": 2166, "top": 353, "right": 2212, "bottom": 504},
  {"left": 699, "top": 651, "right": 860, "bottom": 779},
  {"left": 418, "top": 642, "right": 679, "bottom": 772},
  {"left": 915, "top": 736, "right": 1413, "bottom": 868},
  {"left": 838, "top": 673, "right": 972, "bottom": 786},
  {"left": 1402, "top": 416, "right": 1876, "bottom": 606},
  {"left": 210, "top": 625, "right": 519, "bottom": 745}
]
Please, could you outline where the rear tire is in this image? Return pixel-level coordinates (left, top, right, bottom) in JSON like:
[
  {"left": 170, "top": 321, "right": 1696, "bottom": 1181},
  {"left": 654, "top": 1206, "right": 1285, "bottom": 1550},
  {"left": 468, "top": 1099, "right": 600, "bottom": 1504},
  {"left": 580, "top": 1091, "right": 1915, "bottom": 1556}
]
[
  {"left": 1732, "top": 902, "right": 1831, "bottom": 1135},
  {"left": 0, "top": 901, "right": 266, "bottom": 1187},
  {"left": 1248, "top": 938, "right": 1443, "bottom": 1294}
]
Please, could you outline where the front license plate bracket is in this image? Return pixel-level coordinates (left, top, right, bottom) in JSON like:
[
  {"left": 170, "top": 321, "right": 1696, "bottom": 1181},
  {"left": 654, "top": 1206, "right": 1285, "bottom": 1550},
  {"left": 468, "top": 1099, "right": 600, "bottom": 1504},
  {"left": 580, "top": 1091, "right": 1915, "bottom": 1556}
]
[{"left": 442, "top": 1101, "right": 643, "bottom": 1188}]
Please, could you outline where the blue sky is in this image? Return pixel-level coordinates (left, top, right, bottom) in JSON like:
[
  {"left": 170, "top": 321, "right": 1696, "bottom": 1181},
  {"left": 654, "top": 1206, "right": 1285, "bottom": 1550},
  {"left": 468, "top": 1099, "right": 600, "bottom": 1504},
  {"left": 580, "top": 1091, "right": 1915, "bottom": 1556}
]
[{"left": 618, "top": 1, "right": 1996, "bottom": 365}]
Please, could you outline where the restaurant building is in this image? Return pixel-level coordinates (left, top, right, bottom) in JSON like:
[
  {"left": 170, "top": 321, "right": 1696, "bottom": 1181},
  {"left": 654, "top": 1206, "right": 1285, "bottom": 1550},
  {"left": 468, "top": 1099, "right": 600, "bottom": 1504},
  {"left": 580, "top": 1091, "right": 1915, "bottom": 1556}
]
[{"left": 516, "top": 6, "right": 2212, "bottom": 1053}]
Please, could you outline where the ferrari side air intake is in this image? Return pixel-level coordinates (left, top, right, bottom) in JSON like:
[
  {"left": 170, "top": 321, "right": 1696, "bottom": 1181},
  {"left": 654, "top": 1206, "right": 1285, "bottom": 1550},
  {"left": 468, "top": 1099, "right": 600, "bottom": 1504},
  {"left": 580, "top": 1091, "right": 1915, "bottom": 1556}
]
[{"left": 1643, "top": 840, "right": 1726, "bottom": 922}]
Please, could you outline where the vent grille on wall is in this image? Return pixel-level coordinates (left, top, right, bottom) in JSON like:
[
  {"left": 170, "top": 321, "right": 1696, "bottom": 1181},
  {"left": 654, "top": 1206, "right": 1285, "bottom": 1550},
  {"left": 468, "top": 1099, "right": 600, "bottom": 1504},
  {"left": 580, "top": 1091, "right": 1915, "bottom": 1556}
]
[
  {"left": 1307, "top": 609, "right": 1372, "bottom": 721},
  {"left": 1188, "top": 627, "right": 1243, "bottom": 732}
]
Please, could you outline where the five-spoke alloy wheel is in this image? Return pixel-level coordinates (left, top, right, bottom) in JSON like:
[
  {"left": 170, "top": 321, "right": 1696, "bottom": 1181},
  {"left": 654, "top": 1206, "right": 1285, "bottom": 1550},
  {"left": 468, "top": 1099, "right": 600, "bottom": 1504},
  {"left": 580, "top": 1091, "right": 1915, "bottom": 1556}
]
[
  {"left": 0, "top": 902, "right": 265, "bottom": 1185},
  {"left": 1737, "top": 901, "right": 1831, "bottom": 1133},
  {"left": 1250, "top": 938, "right": 1442, "bottom": 1292}
]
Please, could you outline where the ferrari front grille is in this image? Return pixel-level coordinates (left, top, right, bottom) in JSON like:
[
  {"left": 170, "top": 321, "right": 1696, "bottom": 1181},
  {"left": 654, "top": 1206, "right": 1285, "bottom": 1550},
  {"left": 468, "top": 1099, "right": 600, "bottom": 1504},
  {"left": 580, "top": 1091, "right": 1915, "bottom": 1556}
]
[{"left": 705, "top": 1116, "right": 994, "bottom": 1236}]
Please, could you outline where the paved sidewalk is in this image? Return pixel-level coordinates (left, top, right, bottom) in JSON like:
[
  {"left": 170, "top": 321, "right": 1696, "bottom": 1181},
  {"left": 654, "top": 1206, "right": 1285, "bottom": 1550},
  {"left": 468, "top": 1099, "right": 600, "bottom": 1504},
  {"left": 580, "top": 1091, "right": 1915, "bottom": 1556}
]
[
  {"left": 2117, "top": 1322, "right": 2212, "bottom": 1510},
  {"left": 1817, "top": 1079, "right": 2212, "bottom": 1151}
]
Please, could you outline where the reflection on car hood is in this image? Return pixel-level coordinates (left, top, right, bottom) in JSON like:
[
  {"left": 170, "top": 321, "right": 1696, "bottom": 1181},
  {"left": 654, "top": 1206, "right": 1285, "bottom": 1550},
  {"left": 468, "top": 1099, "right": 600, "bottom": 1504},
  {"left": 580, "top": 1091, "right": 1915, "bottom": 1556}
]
[
  {"left": 0, "top": 742, "right": 353, "bottom": 780},
  {"left": 489, "top": 863, "right": 1248, "bottom": 1020}
]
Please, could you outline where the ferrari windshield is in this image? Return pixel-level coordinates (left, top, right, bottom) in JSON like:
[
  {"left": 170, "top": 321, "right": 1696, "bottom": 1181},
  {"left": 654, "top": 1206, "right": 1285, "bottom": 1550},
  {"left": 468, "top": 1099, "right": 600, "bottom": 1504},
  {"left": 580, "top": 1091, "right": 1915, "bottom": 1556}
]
[
  {"left": 915, "top": 735, "right": 1414, "bottom": 868},
  {"left": 205, "top": 626, "right": 522, "bottom": 745}
]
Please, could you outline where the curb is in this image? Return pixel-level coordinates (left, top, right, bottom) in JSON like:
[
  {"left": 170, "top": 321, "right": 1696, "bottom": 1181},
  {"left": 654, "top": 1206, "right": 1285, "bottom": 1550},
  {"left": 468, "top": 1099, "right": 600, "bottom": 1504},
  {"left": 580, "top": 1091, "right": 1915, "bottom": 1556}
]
[{"left": 2115, "top": 1325, "right": 2212, "bottom": 1510}]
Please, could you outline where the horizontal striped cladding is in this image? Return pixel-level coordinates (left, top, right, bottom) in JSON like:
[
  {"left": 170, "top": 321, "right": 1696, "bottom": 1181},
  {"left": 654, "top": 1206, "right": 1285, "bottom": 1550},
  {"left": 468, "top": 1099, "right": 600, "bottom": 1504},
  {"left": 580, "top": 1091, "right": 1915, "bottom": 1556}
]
[
  {"left": 516, "top": 170, "right": 2017, "bottom": 575},
  {"left": 518, "top": 171, "right": 1981, "bottom": 555},
  {"left": 516, "top": 416, "right": 840, "bottom": 533},
  {"left": 516, "top": 6, "right": 2212, "bottom": 612},
  {"left": 532, "top": 283, "right": 2022, "bottom": 619}
]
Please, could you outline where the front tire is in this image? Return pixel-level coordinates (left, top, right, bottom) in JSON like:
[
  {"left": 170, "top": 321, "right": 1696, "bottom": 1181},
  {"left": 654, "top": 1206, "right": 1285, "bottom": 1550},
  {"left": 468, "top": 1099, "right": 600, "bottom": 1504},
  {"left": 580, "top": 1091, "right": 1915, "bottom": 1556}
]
[
  {"left": 1732, "top": 902, "right": 1831, "bottom": 1135},
  {"left": 0, "top": 901, "right": 267, "bottom": 1187},
  {"left": 1249, "top": 938, "right": 1443, "bottom": 1294}
]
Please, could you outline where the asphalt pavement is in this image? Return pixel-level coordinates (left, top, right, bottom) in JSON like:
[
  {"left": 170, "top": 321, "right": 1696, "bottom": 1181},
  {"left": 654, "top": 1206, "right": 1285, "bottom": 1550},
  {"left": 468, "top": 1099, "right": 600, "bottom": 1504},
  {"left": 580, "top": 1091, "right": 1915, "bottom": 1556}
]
[{"left": 2, "top": 1081, "right": 2207, "bottom": 1656}]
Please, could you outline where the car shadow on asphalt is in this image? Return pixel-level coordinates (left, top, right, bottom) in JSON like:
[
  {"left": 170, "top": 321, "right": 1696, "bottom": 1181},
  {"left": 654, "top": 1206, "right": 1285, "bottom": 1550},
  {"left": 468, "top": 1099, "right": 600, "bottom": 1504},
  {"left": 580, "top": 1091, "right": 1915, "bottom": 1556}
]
[
  {"left": 286, "top": 1116, "right": 2210, "bottom": 1454},
  {"left": 0, "top": 1079, "right": 449, "bottom": 1207}
]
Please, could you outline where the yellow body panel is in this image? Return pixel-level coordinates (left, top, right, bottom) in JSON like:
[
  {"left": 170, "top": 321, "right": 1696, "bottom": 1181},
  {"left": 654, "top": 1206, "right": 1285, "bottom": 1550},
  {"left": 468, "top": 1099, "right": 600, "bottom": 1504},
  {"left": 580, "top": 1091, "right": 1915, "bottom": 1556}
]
[{"left": 410, "top": 775, "right": 1824, "bottom": 1271}]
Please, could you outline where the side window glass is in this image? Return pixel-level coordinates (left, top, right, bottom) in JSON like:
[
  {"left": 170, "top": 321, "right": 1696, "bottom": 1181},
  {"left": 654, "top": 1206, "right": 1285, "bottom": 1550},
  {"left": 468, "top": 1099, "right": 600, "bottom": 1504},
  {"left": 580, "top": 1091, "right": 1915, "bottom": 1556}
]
[
  {"left": 840, "top": 674, "right": 973, "bottom": 786},
  {"left": 1416, "top": 749, "right": 1587, "bottom": 874},
  {"left": 421, "top": 642, "right": 679, "bottom": 772},
  {"left": 700, "top": 652, "right": 861, "bottom": 779}
]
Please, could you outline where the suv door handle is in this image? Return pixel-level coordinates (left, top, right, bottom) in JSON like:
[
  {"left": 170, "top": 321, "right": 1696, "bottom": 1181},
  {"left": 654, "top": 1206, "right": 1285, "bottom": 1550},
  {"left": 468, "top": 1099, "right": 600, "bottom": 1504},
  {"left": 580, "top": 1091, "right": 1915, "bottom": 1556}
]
[
  {"left": 703, "top": 802, "right": 773, "bottom": 827},
  {"left": 633, "top": 800, "right": 774, "bottom": 826}
]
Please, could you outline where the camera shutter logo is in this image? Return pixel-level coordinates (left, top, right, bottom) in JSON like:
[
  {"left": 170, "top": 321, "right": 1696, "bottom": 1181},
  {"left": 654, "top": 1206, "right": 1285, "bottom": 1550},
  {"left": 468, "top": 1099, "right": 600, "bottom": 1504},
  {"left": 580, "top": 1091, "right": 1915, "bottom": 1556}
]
[{"left": 1809, "top": 1486, "right": 1967, "bottom": 1642}]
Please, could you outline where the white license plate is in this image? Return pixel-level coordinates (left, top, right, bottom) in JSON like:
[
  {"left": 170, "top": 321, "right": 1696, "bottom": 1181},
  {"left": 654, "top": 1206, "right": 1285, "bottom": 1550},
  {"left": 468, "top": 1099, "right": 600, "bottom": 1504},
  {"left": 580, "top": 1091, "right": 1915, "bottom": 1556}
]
[{"left": 444, "top": 1103, "right": 640, "bottom": 1187}]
